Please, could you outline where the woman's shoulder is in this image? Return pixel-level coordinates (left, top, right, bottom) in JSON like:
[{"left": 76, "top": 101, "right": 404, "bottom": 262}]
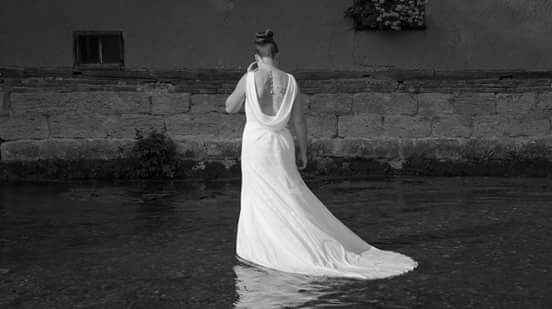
[
  {"left": 276, "top": 68, "right": 292, "bottom": 76},
  {"left": 282, "top": 70, "right": 296, "bottom": 81},
  {"left": 248, "top": 67, "right": 296, "bottom": 84}
]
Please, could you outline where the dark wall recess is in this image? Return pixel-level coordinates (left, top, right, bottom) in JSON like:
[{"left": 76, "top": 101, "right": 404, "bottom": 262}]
[{"left": 73, "top": 31, "right": 124, "bottom": 69}]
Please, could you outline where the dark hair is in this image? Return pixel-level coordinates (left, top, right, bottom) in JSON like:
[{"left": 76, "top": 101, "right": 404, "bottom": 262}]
[{"left": 254, "top": 29, "right": 279, "bottom": 58}]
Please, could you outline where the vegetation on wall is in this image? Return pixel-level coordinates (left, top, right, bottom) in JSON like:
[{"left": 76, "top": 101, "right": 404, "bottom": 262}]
[
  {"left": 128, "top": 129, "right": 179, "bottom": 178},
  {"left": 2, "top": 138, "right": 552, "bottom": 182},
  {"left": 0, "top": 129, "right": 240, "bottom": 182},
  {"left": 345, "top": 0, "right": 427, "bottom": 31}
]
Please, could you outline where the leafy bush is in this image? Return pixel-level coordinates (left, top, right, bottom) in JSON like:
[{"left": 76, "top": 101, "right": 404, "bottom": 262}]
[
  {"left": 129, "top": 129, "right": 178, "bottom": 178},
  {"left": 345, "top": 0, "right": 427, "bottom": 31}
]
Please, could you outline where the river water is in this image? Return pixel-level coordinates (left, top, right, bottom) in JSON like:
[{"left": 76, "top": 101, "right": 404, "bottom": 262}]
[{"left": 1, "top": 177, "right": 551, "bottom": 308}]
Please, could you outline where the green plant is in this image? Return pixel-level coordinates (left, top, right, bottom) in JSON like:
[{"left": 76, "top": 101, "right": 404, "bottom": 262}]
[
  {"left": 345, "top": 0, "right": 427, "bottom": 31},
  {"left": 130, "top": 129, "right": 178, "bottom": 178}
]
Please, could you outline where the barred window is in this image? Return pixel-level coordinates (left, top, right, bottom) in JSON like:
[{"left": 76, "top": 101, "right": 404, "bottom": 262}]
[{"left": 73, "top": 31, "right": 124, "bottom": 68}]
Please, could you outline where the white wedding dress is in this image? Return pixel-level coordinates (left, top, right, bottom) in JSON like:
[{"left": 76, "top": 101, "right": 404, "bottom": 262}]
[{"left": 235, "top": 70, "right": 418, "bottom": 280}]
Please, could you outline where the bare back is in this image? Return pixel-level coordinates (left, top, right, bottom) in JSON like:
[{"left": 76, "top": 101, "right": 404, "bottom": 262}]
[{"left": 252, "top": 67, "right": 290, "bottom": 116}]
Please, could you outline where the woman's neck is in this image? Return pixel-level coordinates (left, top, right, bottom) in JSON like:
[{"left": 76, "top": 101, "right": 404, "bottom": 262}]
[{"left": 259, "top": 57, "right": 277, "bottom": 69}]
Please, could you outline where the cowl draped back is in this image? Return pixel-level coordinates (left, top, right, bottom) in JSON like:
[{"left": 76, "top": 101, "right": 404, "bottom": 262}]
[{"left": 245, "top": 70, "right": 297, "bottom": 131}]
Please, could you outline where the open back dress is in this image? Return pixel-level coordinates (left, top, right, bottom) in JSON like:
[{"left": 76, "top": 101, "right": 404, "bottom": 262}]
[{"left": 235, "top": 69, "right": 418, "bottom": 279}]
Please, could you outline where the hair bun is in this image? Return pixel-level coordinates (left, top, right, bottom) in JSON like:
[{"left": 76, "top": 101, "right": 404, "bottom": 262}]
[{"left": 255, "top": 29, "right": 274, "bottom": 44}]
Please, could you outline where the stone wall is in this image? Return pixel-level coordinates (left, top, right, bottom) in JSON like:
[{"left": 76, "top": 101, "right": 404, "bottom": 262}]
[{"left": 1, "top": 68, "right": 552, "bottom": 179}]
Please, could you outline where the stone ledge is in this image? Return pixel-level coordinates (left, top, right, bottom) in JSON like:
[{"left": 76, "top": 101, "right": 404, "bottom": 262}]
[
  {"left": 2, "top": 137, "right": 552, "bottom": 181},
  {"left": 0, "top": 115, "right": 49, "bottom": 141},
  {"left": 4, "top": 66, "right": 552, "bottom": 80},
  {"left": 3, "top": 137, "right": 551, "bottom": 162},
  {"left": 3, "top": 67, "right": 552, "bottom": 95}
]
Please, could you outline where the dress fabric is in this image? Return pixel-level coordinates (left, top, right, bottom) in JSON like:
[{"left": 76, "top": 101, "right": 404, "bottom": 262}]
[{"left": 235, "top": 70, "right": 418, "bottom": 279}]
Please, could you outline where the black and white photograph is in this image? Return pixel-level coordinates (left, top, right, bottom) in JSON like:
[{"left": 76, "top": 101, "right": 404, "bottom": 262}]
[{"left": 1, "top": 1, "right": 551, "bottom": 308}]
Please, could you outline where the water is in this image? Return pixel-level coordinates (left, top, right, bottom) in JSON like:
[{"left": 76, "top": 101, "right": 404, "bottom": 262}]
[{"left": 1, "top": 177, "right": 551, "bottom": 308}]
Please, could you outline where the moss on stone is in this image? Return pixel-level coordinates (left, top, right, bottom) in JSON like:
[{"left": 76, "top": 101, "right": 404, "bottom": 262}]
[
  {"left": 2, "top": 134, "right": 552, "bottom": 182},
  {"left": 2, "top": 153, "right": 552, "bottom": 183}
]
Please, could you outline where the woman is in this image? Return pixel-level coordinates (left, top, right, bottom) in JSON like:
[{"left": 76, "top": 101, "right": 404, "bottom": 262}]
[{"left": 225, "top": 29, "right": 417, "bottom": 279}]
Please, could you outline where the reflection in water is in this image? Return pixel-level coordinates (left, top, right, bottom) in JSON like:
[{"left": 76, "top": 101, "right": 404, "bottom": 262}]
[{"left": 233, "top": 257, "right": 356, "bottom": 308}]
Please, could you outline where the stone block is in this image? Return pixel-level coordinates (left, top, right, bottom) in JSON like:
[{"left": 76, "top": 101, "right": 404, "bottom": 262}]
[
  {"left": 0, "top": 91, "right": 10, "bottom": 116},
  {"left": 0, "top": 138, "right": 134, "bottom": 161},
  {"left": 431, "top": 115, "right": 472, "bottom": 138},
  {"left": 45, "top": 113, "right": 163, "bottom": 140},
  {"left": 173, "top": 137, "right": 207, "bottom": 158},
  {"left": 151, "top": 92, "right": 190, "bottom": 115},
  {"left": 306, "top": 115, "right": 337, "bottom": 138},
  {"left": 106, "top": 114, "right": 166, "bottom": 138},
  {"left": 10, "top": 91, "right": 150, "bottom": 116},
  {"left": 49, "top": 113, "right": 111, "bottom": 138},
  {"left": 174, "top": 137, "right": 241, "bottom": 159},
  {"left": 301, "top": 94, "right": 312, "bottom": 110},
  {"left": 0, "top": 91, "right": 5, "bottom": 114},
  {"left": 307, "top": 139, "right": 334, "bottom": 157},
  {"left": 113, "top": 92, "right": 152, "bottom": 114},
  {"left": 532, "top": 137, "right": 552, "bottom": 159},
  {"left": 50, "top": 113, "right": 165, "bottom": 139},
  {"left": 451, "top": 93, "right": 496, "bottom": 117},
  {"left": 459, "top": 139, "right": 512, "bottom": 160},
  {"left": 536, "top": 92, "right": 552, "bottom": 117},
  {"left": 496, "top": 93, "right": 536, "bottom": 115},
  {"left": 190, "top": 94, "right": 227, "bottom": 113},
  {"left": 10, "top": 92, "right": 55, "bottom": 115},
  {"left": 174, "top": 136, "right": 241, "bottom": 159},
  {"left": 166, "top": 113, "right": 245, "bottom": 139},
  {"left": 308, "top": 93, "right": 352, "bottom": 115},
  {"left": 399, "top": 138, "right": 464, "bottom": 161},
  {"left": 505, "top": 117, "right": 550, "bottom": 137},
  {"left": 203, "top": 139, "right": 242, "bottom": 158},
  {"left": 479, "top": 117, "right": 513, "bottom": 138},
  {"left": 417, "top": 93, "right": 454, "bottom": 116},
  {"left": 338, "top": 114, "right": 383, "bottom": 138},
  {"left": 352, "top": 92, "right": 417, "bottom": 115},
  {"left": 303, "top": 78, "right": 397, "bottom": 94},
  {"left": 383, "top": 115, "right": 432, "bottom": 138},
  {"left": 329, "top": 138, "right": 400, "bottom": 159},
  {"left": 79, "top": 138, "right": 135, "bottom": 160},
  {"left": 472, "top": 115, "right": 505, "bottom": 138},
  {"left": 473, "top": 115, "right": 549, "bottom": 138},
  {"left": 0, "top": 139, "right": 40, "bottom": 161},
  {"left": 0, "top": 115, "right": 49, "bottom": 140}
]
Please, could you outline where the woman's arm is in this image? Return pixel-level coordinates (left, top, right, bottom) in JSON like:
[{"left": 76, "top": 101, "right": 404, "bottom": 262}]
[
  {"left": 225, "top": 73, "right": 248, "bottom": 113},
  {"left": 291, "top": 87, "right": 308, "bottom": 170}
]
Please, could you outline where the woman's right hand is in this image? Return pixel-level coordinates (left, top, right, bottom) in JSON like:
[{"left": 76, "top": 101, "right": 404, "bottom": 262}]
[
  {"left": 247, "top": 61, "right": 258, "bottom": 72},
  {"left": 297, "top": 152, "right": 307, "bottom": 170}
]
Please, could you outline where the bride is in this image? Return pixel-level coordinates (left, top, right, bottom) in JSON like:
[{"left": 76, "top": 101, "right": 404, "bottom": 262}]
[{"left": 225, "top": 29, "right": 418, "bottom": 279}]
